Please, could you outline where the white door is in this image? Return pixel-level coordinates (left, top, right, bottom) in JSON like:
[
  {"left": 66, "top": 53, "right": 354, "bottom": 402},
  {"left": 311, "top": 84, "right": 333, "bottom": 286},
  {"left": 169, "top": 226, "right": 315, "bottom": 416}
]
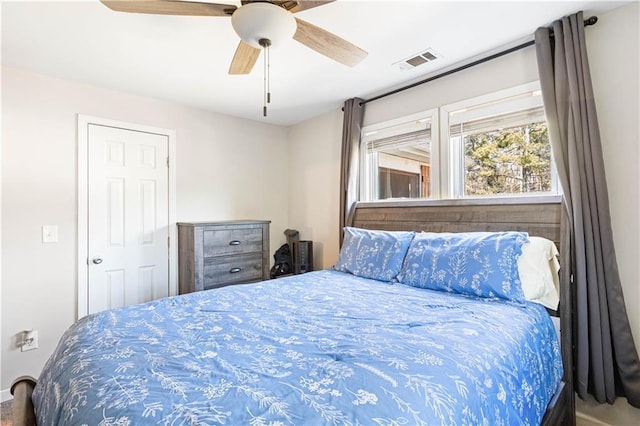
[{"left": 87, "top": 124, "right": 169, "bottom": 314}]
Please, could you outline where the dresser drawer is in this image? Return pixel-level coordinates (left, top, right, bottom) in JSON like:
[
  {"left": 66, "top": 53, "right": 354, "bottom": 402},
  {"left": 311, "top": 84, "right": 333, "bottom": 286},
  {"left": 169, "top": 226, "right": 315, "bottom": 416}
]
[
  {"left": 203, "top": 253, "right": 263, "bottom": 288},
  {"left": 203, "top": 228, "right": 263, "bottom": 257}
]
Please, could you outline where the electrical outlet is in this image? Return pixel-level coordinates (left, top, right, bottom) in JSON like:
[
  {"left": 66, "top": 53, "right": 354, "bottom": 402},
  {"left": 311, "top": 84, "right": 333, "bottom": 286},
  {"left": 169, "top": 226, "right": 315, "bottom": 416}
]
[{"left": 21, "top": 330, "right": 39, "bottom": 352}]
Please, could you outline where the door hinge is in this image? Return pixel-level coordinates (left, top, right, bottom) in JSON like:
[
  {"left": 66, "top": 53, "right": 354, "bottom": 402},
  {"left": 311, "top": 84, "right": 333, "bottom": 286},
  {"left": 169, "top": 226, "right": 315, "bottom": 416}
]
[
  {"left": 168, "top": 236, "right": 170, "bottom": 248},
  {"left": 166, "top": 157, "right": 169, "bottom": 167}
]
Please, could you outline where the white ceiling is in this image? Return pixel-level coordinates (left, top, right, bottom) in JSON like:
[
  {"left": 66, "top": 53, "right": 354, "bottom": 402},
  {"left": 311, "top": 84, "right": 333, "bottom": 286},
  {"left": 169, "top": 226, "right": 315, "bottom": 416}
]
[{"left": 1, "top": 0, "right": 629, "bottom": 126}]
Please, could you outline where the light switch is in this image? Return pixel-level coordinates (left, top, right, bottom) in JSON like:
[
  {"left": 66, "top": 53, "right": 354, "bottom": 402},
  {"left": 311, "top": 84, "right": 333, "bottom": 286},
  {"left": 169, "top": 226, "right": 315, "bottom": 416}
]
[{"left": 42, "top": 225, "right": 58, "bottom": 243}]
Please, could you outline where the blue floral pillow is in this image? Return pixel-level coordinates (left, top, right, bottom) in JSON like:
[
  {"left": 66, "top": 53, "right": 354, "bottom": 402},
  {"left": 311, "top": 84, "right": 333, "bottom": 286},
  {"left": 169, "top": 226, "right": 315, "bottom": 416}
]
[
  {"left": 334, "top": 227, "right": 415, "bottom": 282},
  {"left": 398, "top": 231, "right": 528, "bottom": 301}
]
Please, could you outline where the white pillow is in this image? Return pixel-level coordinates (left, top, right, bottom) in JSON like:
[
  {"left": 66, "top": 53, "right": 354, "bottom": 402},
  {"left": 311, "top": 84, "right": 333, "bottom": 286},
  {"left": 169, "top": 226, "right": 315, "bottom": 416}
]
[{"left": 517, "top": 236, "right": 561, "bottom": 310}]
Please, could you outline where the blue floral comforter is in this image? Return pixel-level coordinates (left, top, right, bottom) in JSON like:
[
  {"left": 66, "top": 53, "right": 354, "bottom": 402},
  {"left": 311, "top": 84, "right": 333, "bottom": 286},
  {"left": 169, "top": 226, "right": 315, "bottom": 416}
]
[{"left": 33, "top": 270, "right": 562, "bottom": 425}]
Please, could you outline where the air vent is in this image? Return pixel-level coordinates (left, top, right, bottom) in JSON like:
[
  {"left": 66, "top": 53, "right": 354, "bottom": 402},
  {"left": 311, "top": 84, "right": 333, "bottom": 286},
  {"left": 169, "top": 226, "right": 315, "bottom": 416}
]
[{"left": 394, "top": 48, "right": 441, "bottom": 70}]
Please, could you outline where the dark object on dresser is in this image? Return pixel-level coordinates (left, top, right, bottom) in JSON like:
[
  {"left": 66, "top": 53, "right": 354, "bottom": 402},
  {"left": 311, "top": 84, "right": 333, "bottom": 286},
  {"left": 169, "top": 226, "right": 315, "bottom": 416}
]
[{"left": 177, "top": 220, "right": 270, "bottom": 294}]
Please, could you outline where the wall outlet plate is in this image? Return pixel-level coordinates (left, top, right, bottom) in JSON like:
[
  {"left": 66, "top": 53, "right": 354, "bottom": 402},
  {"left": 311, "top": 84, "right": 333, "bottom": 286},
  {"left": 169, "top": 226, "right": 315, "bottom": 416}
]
[{"left": 21, "top": 330, "right": 39, "bottom": 352}]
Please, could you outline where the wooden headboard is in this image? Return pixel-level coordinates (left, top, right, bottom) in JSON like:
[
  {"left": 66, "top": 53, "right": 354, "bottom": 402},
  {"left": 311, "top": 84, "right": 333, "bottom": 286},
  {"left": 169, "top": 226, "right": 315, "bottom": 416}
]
[
  {"left": 351, "top": 196, "right": 574, "bottom": 425},
  {"left": 353, "top": 197, "right": 562, "bottom": 243}
]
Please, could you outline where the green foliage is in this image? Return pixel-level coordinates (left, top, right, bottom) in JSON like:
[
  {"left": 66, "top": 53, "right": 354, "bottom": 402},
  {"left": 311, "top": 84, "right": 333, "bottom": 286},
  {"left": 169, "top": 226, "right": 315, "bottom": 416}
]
[{"left": 464, "top": 123, "right": 551, "bottom": 195}]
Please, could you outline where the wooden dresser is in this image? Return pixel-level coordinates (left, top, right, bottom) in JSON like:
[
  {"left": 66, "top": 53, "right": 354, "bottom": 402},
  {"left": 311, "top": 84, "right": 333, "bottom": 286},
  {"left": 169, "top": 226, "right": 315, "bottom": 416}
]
[{"left": 177, "top": 220, "right": 270, "bottom": 294}]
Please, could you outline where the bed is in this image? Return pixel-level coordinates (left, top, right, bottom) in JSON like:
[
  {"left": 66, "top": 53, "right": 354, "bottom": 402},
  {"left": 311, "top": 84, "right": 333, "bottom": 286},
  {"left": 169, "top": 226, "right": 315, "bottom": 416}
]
[{"left": 12, "top": 198, "right": 574, "bottom": 425}]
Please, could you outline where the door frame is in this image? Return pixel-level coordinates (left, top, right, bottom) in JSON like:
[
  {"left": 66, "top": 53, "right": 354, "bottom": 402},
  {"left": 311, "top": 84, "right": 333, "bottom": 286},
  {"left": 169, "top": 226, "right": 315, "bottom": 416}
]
[{"left": 77, "top": 114, "right": 177, "bottom": 319}]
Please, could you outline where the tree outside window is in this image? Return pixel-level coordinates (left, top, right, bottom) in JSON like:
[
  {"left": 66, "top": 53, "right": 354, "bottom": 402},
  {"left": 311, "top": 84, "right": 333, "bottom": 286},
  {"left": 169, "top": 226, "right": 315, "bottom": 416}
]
[{"left": 464, "top": 122, "right": 551, "bottom": 195}]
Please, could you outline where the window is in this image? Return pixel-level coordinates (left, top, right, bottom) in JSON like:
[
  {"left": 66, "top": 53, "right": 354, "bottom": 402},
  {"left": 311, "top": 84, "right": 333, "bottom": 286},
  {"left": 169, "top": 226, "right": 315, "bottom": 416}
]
[
  {"left": 360, "top": 82, "right": 558, "bottom": 202},
  {"left": 360, "top": 110, "right": 438, "bottom": 201},
  {"left": 445, "top": 82, "right": 557, "bottom": 198}
]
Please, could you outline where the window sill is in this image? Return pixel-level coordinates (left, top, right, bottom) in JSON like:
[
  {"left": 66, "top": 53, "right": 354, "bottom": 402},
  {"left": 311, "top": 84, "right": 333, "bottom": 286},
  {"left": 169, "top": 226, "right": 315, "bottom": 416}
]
[{"left": 356, "top": 194, "right": 562, "bottom": 209}]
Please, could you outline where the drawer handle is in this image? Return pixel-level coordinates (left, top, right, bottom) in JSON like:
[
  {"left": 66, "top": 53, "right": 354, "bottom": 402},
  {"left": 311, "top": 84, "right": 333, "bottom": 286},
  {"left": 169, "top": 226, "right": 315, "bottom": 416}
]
[
  {"left": 229, "top": 240, "right": 241, "bottom": 246},
  {"left": 229, "top": 267, "right": 242, "bottom": 274}
]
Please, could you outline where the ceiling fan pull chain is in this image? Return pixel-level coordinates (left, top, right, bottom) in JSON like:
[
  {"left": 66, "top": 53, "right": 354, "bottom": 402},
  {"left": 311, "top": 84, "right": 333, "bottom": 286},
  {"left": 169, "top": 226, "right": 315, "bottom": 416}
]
[
  {"left": 263, "top": 42, "right": 267, "bottom": 117},
  {"left": 259, "top": 38, "right": 272, "bottom": 117},
  {"left": 267, "top": 42, "right": 271, "bottom": 104}
]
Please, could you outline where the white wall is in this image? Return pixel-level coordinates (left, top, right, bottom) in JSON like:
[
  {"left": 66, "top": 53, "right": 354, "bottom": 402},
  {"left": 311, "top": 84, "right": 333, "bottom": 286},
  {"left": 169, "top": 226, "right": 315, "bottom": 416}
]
[
  {"left": 287, "top": 109, "right": 343, "bottom": 269},
  {"left": 0, "top": 66, "right": 289, "bottom": 393},
  {"left": 362, "top": 48, "right": 540, "bottom": 128}
]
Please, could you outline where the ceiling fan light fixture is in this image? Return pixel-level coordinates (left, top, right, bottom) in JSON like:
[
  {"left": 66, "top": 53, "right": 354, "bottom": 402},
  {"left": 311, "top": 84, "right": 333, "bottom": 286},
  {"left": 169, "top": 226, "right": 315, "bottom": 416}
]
[{"left": 231, "top": 2, "right": 297, "bottom": 49}]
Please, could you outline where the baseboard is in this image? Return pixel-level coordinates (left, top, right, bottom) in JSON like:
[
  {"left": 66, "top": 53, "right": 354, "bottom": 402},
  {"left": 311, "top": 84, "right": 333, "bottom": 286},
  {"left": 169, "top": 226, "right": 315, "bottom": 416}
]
[{"left": 1, "top": 388, "right": 12, "bottom": 403}]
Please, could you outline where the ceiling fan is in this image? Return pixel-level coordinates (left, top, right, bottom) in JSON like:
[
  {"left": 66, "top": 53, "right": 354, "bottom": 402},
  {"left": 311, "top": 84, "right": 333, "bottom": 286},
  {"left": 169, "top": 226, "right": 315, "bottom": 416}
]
[{"left": 100, "top": 0, "right": 368, "bottom": 75}]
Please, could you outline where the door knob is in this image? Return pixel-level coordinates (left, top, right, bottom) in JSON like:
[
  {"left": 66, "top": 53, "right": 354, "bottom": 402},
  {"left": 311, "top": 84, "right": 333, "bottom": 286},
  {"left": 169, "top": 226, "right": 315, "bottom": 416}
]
[{"left": 91, "top": 256, "right": 103, "bottom": 265}]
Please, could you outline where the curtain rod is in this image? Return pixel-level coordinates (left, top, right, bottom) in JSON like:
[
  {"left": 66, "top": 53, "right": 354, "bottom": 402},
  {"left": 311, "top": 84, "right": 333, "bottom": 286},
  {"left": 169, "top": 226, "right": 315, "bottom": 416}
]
[{"left": 360, "top": 16, "right": 598, "bottom": 106}]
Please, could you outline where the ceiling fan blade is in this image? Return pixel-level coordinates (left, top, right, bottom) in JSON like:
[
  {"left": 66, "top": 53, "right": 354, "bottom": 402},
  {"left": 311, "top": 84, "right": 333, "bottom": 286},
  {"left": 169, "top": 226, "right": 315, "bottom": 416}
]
[
  {"left": 100, "top": 1, "right": 237, "bottom": 17},
  {"left": 293, "top": 18, "right": 367, "bottom": 67},
  {"left": 289, "top": 1, "right": 336, "bottom": 13},
  {"left": 228, "top": 41, "right": 262, "bottom": 75}
]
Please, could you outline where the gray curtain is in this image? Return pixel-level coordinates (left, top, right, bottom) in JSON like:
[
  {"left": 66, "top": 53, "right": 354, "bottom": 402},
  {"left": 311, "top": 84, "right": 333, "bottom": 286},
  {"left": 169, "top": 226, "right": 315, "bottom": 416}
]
[
  {"left": 535, "top": 12, "right": 640, "bottom": 407},
  {"left": 339, "top": 98, "right": 365, "bottom": 245}
]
